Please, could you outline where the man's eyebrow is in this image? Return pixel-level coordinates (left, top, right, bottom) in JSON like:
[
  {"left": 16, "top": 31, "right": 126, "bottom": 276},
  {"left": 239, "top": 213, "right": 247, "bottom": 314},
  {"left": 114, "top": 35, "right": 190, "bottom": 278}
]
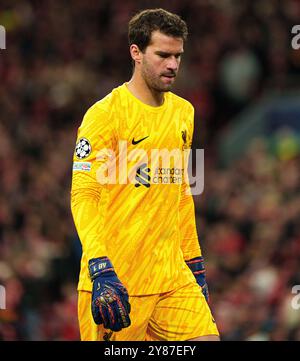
[{"left": 155, "top": 50, "right": 184, "bottom": 56}]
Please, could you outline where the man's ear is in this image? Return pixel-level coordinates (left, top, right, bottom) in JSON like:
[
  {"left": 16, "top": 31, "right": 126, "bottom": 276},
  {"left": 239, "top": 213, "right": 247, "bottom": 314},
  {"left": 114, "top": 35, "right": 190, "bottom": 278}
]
[{"left": 130, "top": 44, "right": 143, "bottom": 65}]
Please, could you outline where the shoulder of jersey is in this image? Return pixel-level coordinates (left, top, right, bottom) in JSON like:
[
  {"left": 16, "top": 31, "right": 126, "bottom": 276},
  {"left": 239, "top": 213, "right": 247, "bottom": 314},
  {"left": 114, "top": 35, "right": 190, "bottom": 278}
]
[
  {"left": 168, "top": 92, "right": 194, "bottom": 113},
  {"left": 81, "top": 86, "right": 123, "bottom": 130},
  {"left": 84, "top": 85, "right": 123, "bottom": 114}
]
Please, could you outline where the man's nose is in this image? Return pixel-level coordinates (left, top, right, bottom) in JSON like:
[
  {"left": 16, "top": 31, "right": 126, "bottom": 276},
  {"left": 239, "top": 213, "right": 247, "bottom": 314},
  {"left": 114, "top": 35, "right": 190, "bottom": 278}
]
[{"left": 166, "top": 56, "right": 178, "bottom": 71}]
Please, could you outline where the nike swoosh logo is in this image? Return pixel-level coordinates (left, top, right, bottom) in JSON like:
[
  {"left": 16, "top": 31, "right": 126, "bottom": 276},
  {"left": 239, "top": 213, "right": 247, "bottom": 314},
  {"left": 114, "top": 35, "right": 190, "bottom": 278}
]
[{"left": 132, "top": 136, "right": 149, "bottom": 145}]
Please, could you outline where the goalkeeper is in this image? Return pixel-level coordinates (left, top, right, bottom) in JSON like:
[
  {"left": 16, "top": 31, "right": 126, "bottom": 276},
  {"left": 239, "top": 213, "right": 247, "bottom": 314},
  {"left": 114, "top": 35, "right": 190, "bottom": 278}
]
[{"left": 71, "top": 8, "right": 219, "bottom": 341}]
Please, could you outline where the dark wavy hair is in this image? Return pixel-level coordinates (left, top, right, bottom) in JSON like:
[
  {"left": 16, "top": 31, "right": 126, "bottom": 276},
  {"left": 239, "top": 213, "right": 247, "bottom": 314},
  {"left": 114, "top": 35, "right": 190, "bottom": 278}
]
[{"left": 128, "top": 8, "right": 188, "bottom": 52}]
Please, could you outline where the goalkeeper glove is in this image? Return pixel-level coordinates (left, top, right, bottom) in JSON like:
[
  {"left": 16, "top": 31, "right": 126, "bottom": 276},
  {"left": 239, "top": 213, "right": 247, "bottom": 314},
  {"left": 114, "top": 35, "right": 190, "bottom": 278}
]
[
  {"left": 186, "top": 256, "right": 209, "bottom": 302},
  {"left": 88, "top": 257, "right": 131, "bottom": 332}
]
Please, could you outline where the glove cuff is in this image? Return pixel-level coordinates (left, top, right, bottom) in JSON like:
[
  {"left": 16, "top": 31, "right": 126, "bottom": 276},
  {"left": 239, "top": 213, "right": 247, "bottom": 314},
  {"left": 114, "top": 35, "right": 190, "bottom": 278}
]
[
  {"left": 185, "top": 256, "right": 205, "bottom": 275},
  {"left": 88, "top": 257, "right": 114, "bottom": 281}
]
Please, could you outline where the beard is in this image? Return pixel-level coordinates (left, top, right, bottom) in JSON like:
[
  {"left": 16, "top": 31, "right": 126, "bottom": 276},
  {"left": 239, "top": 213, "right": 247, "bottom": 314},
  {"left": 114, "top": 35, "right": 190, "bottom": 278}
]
[{"left": 141, "top": 60, "right": 176, "bottom": 92}]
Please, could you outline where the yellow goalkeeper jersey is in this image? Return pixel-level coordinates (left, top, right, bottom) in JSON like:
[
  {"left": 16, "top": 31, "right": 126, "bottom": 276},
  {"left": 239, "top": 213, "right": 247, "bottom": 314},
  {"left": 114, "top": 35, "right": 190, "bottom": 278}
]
[{"left": 71, "top": 83, "right": 202, "bottom": 295}]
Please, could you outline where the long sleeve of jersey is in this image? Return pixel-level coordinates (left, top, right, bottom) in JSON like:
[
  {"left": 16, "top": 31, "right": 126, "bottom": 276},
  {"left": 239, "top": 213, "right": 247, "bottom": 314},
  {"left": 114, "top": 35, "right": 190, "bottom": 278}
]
[
  {"left": 179, "top": 106, "right": 202, "bottom": 261},
  {"left": 71, "top": 103, "right": 116, "bottom": 267}
]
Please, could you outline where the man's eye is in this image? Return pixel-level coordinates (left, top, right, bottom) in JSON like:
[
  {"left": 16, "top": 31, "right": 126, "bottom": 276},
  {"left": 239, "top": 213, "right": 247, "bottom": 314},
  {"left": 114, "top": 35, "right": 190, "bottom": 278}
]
[{"left": 157, "top": 53, "right": 182, "bottom": 59}]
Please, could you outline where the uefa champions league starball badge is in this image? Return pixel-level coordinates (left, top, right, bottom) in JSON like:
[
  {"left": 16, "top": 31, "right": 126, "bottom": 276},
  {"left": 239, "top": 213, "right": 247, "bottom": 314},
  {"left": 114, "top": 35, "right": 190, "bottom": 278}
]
[{"left": 75, "top": 138, "right": 92, "bottom": 159}]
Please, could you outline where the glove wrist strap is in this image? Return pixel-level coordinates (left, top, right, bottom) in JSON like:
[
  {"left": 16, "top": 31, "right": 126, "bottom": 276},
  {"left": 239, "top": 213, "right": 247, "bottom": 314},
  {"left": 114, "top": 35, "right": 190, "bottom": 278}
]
[
  {"left": 88, "top": 257, "right": 114, "bottom": 281},
  {"left": 185, "top": 256, "right": 205, "bottom": 275}
]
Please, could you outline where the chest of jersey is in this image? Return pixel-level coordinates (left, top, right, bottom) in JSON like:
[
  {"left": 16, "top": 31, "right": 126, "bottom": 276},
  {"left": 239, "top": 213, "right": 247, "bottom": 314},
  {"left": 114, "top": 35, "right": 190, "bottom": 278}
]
[{"left": 117, "top": 106, "right": 190, "bottom": 153}]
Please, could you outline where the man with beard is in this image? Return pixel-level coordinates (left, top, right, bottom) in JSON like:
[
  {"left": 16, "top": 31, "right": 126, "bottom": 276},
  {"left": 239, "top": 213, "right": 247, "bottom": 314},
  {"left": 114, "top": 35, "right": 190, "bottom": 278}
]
[{"left": 71, "top": 8, "right": 219, "bottom": 341}]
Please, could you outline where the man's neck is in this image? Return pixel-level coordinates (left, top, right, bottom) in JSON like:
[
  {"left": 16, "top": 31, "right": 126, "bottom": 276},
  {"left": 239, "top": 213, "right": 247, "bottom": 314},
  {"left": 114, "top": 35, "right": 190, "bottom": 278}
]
[{"left": 127, "top": 73, "right": 165, "bottom": 107}]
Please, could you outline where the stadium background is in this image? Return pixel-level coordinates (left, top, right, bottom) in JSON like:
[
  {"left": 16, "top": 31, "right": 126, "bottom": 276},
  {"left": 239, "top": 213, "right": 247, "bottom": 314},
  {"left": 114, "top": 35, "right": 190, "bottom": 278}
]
[{"left": 1, "top": 0, "right": 300, "bottom": 340}]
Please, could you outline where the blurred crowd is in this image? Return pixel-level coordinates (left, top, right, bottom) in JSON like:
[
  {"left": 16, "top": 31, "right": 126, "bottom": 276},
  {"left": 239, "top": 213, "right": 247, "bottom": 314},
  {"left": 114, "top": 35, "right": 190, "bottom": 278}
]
[
  {"left": 196, "top": 137, "right": 300, "bottom": 340},
  {"left": 0, "top": 0, "right": 300, "bottom": 340}
]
